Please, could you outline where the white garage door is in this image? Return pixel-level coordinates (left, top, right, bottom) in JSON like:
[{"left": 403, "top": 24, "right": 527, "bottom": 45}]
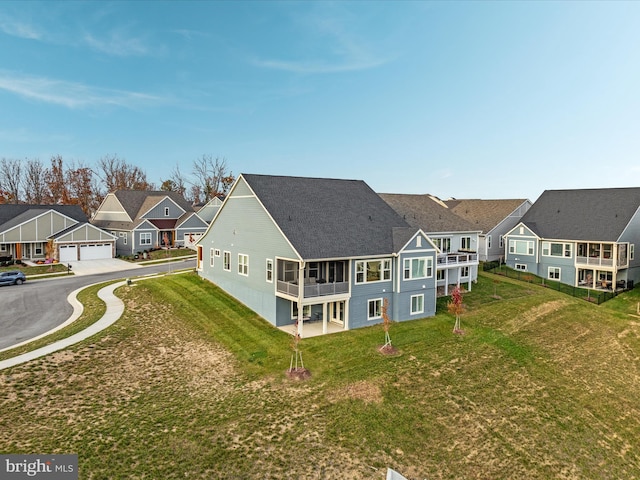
[
  {"left": 59, "top": 245, "right": 78, "bottom": 262},
  {"left": 79, "top": 244, "right": 112, "bottom": 260}
]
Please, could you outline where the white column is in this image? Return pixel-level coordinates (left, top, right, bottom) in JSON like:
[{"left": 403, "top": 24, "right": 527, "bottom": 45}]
[{"left": 322, "top": 303, "right": 328, "bottom": 334}]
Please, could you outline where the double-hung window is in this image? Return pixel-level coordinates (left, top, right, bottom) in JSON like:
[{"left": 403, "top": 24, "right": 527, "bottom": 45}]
[
  {"left": 368, "top": 299, "right": 383, "bottom": 320},
  {"left": 548, "top": 267, "right": 561, "bottom": 280},
  {"left": 411, "top": 294, "right": 424, "bottom": 315},
  {"left": 223, "top": 251, "right": 231, "bottom": 271},
  {"left": 140, "top": 232, "right": 151, "bottom": 246},
  {"left": 209, "top": 248, "right": 215, "bottom": 267},
  {"left": 238, "top": 254, "right": 249, "bottom": 276},
  {"left": 266, "top": 259, "right": 273, "bottom": 283}
]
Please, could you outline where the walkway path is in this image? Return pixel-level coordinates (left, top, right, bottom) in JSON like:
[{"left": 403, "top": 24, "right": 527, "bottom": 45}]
[{"left": 0, "top": 281, "right": 126, "bottom": 371}]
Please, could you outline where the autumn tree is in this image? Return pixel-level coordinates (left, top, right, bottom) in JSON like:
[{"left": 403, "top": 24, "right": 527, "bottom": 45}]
[
  {"left": 67, "top": 161, "right": 103, "bottom": 217},
  {"left": 160, "top": 164, "right": 187, "bottom": 197},
  {"left": 448, "top": 285, "right": 466, "bottom": 334},
  {"left": 0, "top": 157, "right": 22, "bottom": 204},
  {"left": 23, "top": 158, "right": 48, "bottom": 204},
  {"left": 45, "top": 155, "right": 71, "bottom": 204},
  {"left": 97, "top": 154, "right": 153, "bottom": 193},
  {"left": 192, "top": 155, "right": 234, "bottom": 202}
]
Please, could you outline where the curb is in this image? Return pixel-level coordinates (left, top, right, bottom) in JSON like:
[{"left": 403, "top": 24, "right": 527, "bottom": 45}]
[{"left": 0, "top": 281, "right": 126, "bottom": 371}]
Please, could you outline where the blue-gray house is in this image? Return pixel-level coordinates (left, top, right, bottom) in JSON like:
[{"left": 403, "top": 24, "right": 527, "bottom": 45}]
[
  {"left": 197, "top": 174, "right": 438, "bottom": 337},
  {"left": 504, "top": 187, "right": 640, "bottom": 290}
]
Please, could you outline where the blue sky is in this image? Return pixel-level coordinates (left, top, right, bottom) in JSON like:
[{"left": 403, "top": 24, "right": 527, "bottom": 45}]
[{"left": 1, "top": 1, "right": 639, "bottom": 202}]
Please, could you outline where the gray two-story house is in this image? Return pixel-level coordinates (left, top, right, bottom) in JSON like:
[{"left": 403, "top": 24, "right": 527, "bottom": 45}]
[
  {"left": 443, "top": 198, "right": 532, "bottom": 262},
  {"left": 379, "top": 193, "right": 481, "bottom": 296},
  {"left": 92, "top": 190, "right": 206, "bottom": 256},
  {"left": 504, "top": 187, "right": 640, "bottom": 290},
  {"left": 197, "top": 174, "right": 438, "bottom": 337}
]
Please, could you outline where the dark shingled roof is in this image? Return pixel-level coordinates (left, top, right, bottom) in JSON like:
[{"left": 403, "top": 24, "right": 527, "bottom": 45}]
[
  {"left": 241, "top": 174, "right": 413, "bottom": 259},
  {"left": 378, "top": 193, "right": 478, "bottom": 233},
  {"left": 520, "top": 187, "right": 640, "bottom": 241},
  {"left": 113, "top": 190, "right": 193, "bottom": 219},
  {"left": 0, "top": 204, "right": 87, "bottom": 232},
  {"left": 444, "top": 199, "right": 529, "bottom": 233},
  {"left": 93, "top": 190, "right": 194, "bottom": 231}
]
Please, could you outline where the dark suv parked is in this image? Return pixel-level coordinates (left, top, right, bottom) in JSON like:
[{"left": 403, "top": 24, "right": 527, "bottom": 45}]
[{"left": 0, "top": 271, "right": 26, "bottom": 286}]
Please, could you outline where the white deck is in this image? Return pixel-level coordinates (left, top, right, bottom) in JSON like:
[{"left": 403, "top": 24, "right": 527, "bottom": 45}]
[{"left": 279, "top": 320, "right": 346, "bottom": 338}]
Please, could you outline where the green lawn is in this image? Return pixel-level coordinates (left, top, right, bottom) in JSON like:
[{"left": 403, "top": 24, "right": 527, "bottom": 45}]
[{"left": 1, "top": 272, "right": 640, "bottom": 479}]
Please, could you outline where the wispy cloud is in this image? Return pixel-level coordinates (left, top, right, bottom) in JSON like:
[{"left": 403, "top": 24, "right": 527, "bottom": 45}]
[
  {"left": 0, "top": 71, "right": 164, "bottom": 109},
  {"left": 0, "top": 14, "right": 42, "bottom": 40},
  {"left": 251, "top": 8, "right": 389, "bottom": 74},
  {"left": 83, "top": 30, "right": 150, "bottom": 57}
]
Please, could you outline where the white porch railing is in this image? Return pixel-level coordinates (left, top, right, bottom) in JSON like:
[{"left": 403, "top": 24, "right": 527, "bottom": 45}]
[
  {"left": 277, "top": 280, "right": 349, "bottom": 298},
  {"left": 576, "top": 256, "right": 615, "bottom": 267},
  {"left": 437, "top": 253, "right": 478, "bottom": 266}
]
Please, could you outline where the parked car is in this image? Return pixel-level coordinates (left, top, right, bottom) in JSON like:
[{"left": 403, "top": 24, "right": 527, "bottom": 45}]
[{"left": 0, "top": 271, "right": 26, "bottom": 286}]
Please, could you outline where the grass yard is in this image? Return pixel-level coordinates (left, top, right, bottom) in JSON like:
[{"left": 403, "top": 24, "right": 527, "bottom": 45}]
[{"left": 2, "top": 272, "right": 640, "bottom": 479}]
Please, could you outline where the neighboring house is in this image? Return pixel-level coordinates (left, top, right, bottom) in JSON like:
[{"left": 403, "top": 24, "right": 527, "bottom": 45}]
[
  {"left": 379, "top": 193, "right": 481, "bottom": 296},
  {"left": 197, "top": 174, "right": 438, "bottom": 336},
  {"left": 91, "top": 190, "right": 205, "bottom": 256},
  {"left": 504, "top": 187, "right": 640, "bottom": 290},
  {"left": 0, "top": 204, "right": 116, "bottom": 262},
  {"left": 195, "top": 195, "right": 225, "bottom": 224},
  {"left": 443, "top": 198, "right": 532, "bottom": 262}
]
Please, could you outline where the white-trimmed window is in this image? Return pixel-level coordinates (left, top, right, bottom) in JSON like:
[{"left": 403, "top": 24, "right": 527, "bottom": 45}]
[
  {"left": 434, "top": 237, "right": 451, "bottom": 253},
  {"left": 238, "top": 254, "right": 249, "bottom": 276},
  {"left": 355, "top": 259, "right": 391, "bottom": 284},
  {"left": 223, "top": 251, "right": 231, "bottom": 271},
  {"left": 509, "top": 239, "right": 534, "bottom": 255},
  {"left": 368, "top": 298, "right": 383, "bottom": 320},
  {"left": 411, "top": 294, "right": 424, "bottom": 315},
  {"left": 515, "top": 263, "right": 527, "bottom": 271},
  {"left": 548, "top": 266, "right": 560, "bottom": 280},
  {"left": 499, "top": 236, "right": 504, "bottom": 248},
  {"left": 214, "top": 249, "right": 221, "bottom": 257},
  {"left": 487, "top": 235, "right": 492, "bottom": 249},
  {"left": 119, "top": 232, "right": 128, "bottom": 245},
  {"left": 210, "top": 248, "right": 215, "bottom": 267},
  {"left": 437, "top": 270, "right": 445, "bottom": 281},
  {"left": 631, "top": 244, "right": 635, "bottom": 261},
  {"left": 164, "top": 207, "right": 170, "bottom": 216},
  {"left": 461, "top": 237, "right": 472, "bottom": 250},
  {"left": 542, "top": 242, "right": 572, "bottom": 257},
  {"left": 266, "top": 259, "right": 273, "bottom": 283},
  {"left": 140, "top": 232, "right": 151, "bottom": 245},
  {"left": 403, "top": 257, "right": 433, "bottom": 280},
  {"left": 461, "top": 266, "right": 469, "bottom": 278},
  {"left": 0, "top": 244, "right": 6, "bottom": 252}
]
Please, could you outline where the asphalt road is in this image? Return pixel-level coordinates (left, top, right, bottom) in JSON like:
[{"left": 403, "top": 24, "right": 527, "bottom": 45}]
[{"left": 0, "top": 259, "right": 196, "bottom": 351}]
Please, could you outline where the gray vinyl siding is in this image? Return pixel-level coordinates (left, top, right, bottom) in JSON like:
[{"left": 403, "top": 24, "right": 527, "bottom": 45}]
[
  {"left": 619, "top": 208, "right": 640, "bottom": 285},
  {"left": 538, "top": 243, "right": 576, "bottom": 284},
  {"left": 505, "top": 224, "right": 539, "bottom": 273},
  {"left": 396, "top": 249, "right": 437, "bottom": 321},
  {"left": 486, "top": 203, "right": 531, "bottom": 262},
  {"left": 141, "top": 198, "right": 185, "bottom": 219},
  {"left": 198, "top": 190, "right": 298, "bottom": 326}
]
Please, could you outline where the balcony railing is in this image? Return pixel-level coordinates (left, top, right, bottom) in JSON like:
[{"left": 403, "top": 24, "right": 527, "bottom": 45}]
[
  {"left": 277, "top": 280, "right": 349, "bottom": 298},
  {"left": 437, "top": 253, "right": 478, "bottom": 266},
  {"left": 576, "top": 256, "right": 615, "bottom": 267}
]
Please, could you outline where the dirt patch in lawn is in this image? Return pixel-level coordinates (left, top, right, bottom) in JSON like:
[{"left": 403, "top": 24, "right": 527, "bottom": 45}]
[{"left": 328, "top": 380, "right": 383, "bottom": 405}]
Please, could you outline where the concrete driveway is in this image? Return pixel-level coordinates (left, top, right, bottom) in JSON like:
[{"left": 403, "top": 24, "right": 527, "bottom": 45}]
[{"left": 66, "top": 258, "right": 143, "bottom": 276}]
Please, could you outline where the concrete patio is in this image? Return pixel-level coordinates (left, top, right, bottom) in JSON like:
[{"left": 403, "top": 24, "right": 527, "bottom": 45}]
[{"left": 279, "top": 320, "right": 346, "bottom": 338}]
